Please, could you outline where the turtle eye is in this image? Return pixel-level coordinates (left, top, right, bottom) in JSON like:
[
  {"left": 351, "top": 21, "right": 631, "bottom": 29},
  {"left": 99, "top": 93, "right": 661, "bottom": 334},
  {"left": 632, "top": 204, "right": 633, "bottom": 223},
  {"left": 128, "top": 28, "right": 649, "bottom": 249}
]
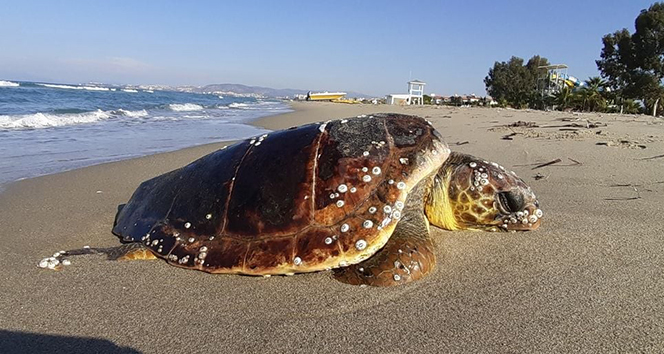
[{"left": 497, "top": 191, "right": 524, "bottom": 213}]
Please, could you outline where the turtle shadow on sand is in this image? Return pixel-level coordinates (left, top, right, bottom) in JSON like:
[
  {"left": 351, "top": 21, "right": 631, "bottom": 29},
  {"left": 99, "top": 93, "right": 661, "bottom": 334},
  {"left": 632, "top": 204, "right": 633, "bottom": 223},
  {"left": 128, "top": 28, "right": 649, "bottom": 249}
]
[
  {"left": 0, "top": 330, "right": 141, "bottom": 354},
  {"left": 42, "top": 114, "right": 543, "bottom": 287}
]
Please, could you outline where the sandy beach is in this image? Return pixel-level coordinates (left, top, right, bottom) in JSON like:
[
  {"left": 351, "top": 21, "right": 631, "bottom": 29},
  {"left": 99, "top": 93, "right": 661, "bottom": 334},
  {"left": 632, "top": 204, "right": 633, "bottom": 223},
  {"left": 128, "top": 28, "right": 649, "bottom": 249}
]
[{"left": 1, "top": 101, "right": 663, "bottom": 353}]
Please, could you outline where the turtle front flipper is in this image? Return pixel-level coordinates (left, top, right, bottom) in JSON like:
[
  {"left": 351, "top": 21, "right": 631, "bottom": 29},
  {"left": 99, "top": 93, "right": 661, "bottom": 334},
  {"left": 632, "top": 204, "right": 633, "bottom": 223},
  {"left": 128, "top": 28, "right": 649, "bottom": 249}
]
[
  {"left": 333, "top": 211, "right": 436, "bottom": 287},
  {"left": 38, "top": 243, "right": 157, "bottom": 270}
]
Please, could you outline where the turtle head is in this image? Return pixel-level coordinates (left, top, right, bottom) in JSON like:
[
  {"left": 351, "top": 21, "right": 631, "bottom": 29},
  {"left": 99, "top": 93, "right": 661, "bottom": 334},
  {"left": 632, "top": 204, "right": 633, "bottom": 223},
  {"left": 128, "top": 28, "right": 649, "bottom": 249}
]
[{"left": 425, "top": 152, "right": 542, "bottom": 232}]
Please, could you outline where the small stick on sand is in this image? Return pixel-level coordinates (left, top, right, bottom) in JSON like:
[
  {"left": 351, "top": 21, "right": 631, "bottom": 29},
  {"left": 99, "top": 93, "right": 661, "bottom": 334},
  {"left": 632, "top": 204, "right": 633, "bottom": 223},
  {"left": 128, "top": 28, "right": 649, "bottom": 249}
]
[
  {"left": 531, "top": 158, "right": 562, "bottom": 170},
  {"left": 605, "top": 185, "right": 641, "bottom": 201},
  {"left": 639, "top": 154, "right": 664, "bottom": 160},
  {"left": 455, "top": 141, "right": 469, "bottom": 146},
  {"left": 568, "top": 158, "right": 582, "bottom": 165},
  {"left": 502, "top": 132, "right": 518, "bottom": 140}
]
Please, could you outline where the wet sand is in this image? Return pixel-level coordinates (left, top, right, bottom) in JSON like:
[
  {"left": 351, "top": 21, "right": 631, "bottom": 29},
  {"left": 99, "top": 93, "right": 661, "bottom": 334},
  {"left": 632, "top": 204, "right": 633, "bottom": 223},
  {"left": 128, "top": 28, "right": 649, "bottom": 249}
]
[{"left": 1, "top": 101, "right": 663, "bottom": 353}]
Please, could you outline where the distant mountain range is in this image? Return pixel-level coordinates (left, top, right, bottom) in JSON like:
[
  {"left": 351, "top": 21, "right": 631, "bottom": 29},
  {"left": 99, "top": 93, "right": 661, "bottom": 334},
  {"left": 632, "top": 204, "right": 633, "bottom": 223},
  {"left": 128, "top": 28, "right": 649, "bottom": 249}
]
[{"left": 193, "top": 83, "right": 370, "bottom": 98}]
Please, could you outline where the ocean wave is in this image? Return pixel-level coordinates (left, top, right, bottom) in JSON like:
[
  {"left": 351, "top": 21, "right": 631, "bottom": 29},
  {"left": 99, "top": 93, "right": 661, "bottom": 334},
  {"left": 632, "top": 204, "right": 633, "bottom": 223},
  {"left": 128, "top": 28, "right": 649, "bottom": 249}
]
[
  {"left": 38, "top": 83, "right": 110, "bottom": 91},
  {"left": 0, "top": 110, "right": 112, "bottom": 129},
  {"left": 122, "top": 89, "right": 138, "bottom": 93},
  {"left": 116, "top": 109, "right": 149, "bottom": 118},
  {"left": 169, "top": 103, "right": 204, "bottom": 111},
  {"left": 228, "top": 101, "right": 286, "bottom": 110},
  {"left": 0, "top": 80, "right": 19, "bottom": 87}
]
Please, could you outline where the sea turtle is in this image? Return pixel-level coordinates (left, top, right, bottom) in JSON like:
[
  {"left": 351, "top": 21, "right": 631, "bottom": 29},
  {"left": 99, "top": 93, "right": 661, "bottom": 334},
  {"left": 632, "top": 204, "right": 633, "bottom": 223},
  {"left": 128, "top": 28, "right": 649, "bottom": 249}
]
[{"left": 41, "top": 113, "right": 542, "bottom": 286}]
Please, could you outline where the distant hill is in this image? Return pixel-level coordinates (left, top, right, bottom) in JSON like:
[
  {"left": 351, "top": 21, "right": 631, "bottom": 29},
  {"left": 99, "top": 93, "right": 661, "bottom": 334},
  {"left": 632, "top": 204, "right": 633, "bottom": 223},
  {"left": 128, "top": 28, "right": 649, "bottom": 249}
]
[{"left": 197, "top": 83, "right": 370, "bottom": 98}]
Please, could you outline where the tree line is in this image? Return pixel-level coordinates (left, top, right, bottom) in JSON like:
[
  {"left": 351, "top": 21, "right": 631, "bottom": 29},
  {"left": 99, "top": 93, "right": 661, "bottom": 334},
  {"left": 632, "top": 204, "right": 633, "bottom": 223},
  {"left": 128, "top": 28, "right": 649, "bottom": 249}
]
[{"left": 484, "top": 2, "right": 664, "bottom": 115}]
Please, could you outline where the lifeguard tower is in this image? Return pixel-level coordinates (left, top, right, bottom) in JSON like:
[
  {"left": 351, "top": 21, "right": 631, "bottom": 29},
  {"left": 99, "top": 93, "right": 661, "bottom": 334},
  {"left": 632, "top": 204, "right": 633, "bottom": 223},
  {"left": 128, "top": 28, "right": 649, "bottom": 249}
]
[
  {"left": 408, "top": 80, "right": 426, "bottom": 105},
  {"left": 386, "top": 80, "right": 427, "bottom": 105}
]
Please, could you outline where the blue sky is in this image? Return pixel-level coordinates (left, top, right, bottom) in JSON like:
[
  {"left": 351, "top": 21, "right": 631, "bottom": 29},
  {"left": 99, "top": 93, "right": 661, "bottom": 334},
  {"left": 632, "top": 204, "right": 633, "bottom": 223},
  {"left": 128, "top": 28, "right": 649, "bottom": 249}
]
[{"left": 0, "top": 0, "right": 657, "bottom": 96}]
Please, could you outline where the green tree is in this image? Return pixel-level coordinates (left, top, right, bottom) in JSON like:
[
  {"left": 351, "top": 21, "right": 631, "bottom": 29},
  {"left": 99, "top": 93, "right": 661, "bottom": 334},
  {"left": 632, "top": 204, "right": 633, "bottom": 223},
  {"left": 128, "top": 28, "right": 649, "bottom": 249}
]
[
  {"left": 596, "top": 2, "right": 664, "bottom": 115},
  {"left": 554, "top": 85, "right": 573, "bottom": 110},
  {"left": 484, "top": 55, "right": 549, "bottom": 109},
  {"left": 580, "top": 76, "right": 607, "bottom": 112}
]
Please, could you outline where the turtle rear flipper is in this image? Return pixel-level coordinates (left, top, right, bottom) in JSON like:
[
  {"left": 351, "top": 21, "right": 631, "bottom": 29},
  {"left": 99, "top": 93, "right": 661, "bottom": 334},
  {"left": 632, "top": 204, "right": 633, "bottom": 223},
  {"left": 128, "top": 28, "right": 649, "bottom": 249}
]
[{"left": 333, "top": 211, "right": 436, "bottom": 286}]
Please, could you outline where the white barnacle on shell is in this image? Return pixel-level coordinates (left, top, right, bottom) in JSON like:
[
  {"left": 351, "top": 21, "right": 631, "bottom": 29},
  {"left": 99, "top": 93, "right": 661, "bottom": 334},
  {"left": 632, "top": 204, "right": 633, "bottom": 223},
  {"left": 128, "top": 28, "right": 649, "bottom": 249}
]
[
  {"left": 393, "top": 274, "right": 401, "bottom": 281},
  {"left": 340, "top": 224, "right": 350, "bottom": 232},
  {"left": 362, "top": 167, "right": 368, "bottom": 172},
  {"left": 200, "top": 246, "right": 208, "bottom": 252},
  {"left": 362, "top": 220, "right": 373, "bottom": 228},
  {"left": 350, "top": 187, "right": 357, "bottom": 193},
  {"left": 535, "top": 209, "right": 543, "bottom": 218},
  {"left": 362, "top": 175, "right": 372, "bottom": 182},
  {"left": 330, "top": 193, "right": 336, "bottom": 199},
  {"left": 396, "top": 181, "right": 406, "bottom": 190},
  {"left": 355, "top": 239, "right": 367, "bottom": 250},
  {"left": 337, "top": 184, "right": 348, "bottom": 193},
  {"left": 528, "top": 215, "right": 538, "bottom": 223},
  {"left": 469, "top": 162, "right": 477, "bottom": 168},
  {"left": 336, "top": 200, "right": 345, "bottom": 208},
  {"left": 324, "top": 237, "right": 333, "bottom": 245},
  {"left": 188, "top": 237, "right": 195, "bottom": 243},
  {"left": 205, "top": 214, "right": 212, "bottom": 220},
  {"left": 372, "top": 166, "right": 381, "bottom": 175},
  {"left": 184, "top": 222, "right": 191, "bottom": 229},
  {"left": 249, "top": 139, "right": 256, "bottom": 145},
  {"left": 362, "top": 151, "right": 369, "bottom": 157},
  {"left": 383, "top": 205, "right": 392, "bottom": 214},
  {"left": 392, "top": 210, "right": 402, "bottom": 219},
  {"left": 368, "top": 206, "right": 377, "bottom": 214},
  {"left": 318, "top": 122, "right": 327, "bottom": 133},
  {"left": 399, "top": 158, "right": 409, "bottom": 165},
  {"left": 341, "top": 119, "right": 348, "bottom": 123},
  {"left": 395, "top": 201, "right": 404, "bottom": 210},
  {"left": 293, "top": 257, "right": 302, "bottom": 266}
]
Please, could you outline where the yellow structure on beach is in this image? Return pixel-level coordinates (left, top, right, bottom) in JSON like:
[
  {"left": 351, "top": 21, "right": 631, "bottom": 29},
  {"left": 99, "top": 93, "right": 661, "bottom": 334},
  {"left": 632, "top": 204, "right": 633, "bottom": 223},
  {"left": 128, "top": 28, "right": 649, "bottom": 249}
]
[{"left": 307, "top": 91, "right": 347, "bottom": 101}]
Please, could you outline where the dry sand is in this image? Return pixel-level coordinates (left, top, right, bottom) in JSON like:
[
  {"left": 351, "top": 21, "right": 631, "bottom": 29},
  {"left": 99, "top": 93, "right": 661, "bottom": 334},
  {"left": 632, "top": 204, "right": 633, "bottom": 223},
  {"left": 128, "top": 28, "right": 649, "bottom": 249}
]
[{"left": 1, "top": 101, "right": 663, "bottom": 353}]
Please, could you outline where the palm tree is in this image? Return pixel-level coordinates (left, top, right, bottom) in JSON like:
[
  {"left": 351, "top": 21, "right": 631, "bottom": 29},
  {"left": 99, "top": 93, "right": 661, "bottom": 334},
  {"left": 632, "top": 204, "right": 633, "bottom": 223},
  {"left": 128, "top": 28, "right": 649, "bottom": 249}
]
[
  {"left": 582, "top": 77, "right": 607, "bottom": 112},
  {"left": 554, "top": 85, "right": 573, "bottom": 110}
]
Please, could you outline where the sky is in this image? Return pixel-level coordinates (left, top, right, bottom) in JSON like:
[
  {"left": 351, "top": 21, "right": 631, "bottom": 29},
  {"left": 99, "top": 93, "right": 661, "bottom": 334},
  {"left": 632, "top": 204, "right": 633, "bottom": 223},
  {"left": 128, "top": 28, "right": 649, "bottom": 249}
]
[{"left": 0, "top": 0, "right": 658, "bottom": 96}]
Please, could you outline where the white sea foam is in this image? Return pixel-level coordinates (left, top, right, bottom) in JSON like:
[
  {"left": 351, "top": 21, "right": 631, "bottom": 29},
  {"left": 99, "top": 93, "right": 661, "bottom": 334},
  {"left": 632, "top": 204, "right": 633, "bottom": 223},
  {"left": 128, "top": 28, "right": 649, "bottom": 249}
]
[
  {"left": 122, "top": 89, "right": 138, "bottom": 93},
  {"left": 116, "top": 109, "right": 149, "bottom": 118},
  {"left": 229, "top": 101, "right": 285, "bottom": 110},
  {"left": 38, "top": 83, "right": 109, "bottom": 91},
  {"left": 0, "top": 110, "right": 112, "bottom": 129},
  {"left": 169, "top": 103, "right": 204, "bottom": 111},
  {"left": 0, "top": 80, "right": 19, "bottom": 87}
]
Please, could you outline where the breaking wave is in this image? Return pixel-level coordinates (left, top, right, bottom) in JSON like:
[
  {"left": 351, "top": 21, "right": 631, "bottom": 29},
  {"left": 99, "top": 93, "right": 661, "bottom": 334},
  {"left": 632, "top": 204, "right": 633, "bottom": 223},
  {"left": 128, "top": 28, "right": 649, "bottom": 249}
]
[
  {"left": 115, "top": 109, "right": 149, "bottom": 118},
  {"left": 0, "top": 110, "right": 112, "bottom": 129},
  {"left": 168, "top": 103, "right": 204, "bottom": 111},
  {"left": 38, "top": 83, "right": 110, "bottom": 91},
  {"left": 228, "top": 101, "right": 288, "bottom": 110},
  {"left": 0, "top": 80, "right": 20, "bottom": 87}
]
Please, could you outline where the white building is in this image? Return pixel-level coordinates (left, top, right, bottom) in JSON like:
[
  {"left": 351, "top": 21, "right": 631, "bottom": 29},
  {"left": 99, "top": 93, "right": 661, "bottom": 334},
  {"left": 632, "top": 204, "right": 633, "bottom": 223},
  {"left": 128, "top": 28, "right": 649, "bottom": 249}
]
[{"left": 386, "top": 80, "right": 427, "bottom": 105}]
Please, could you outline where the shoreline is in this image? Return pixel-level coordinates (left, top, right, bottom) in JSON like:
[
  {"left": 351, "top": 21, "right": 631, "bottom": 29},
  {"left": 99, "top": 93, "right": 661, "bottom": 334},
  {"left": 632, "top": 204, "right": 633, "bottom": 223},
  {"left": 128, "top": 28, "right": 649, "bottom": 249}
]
[{"left": 1, "top": 102, "right": 662, "bottom": 353}]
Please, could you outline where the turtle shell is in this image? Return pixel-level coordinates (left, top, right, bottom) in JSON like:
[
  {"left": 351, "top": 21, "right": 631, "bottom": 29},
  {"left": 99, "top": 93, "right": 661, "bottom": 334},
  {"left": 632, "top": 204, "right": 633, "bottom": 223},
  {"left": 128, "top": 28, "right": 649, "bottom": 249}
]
[{"left": 113, "top": 114, "right": 449, "bottom": 275}]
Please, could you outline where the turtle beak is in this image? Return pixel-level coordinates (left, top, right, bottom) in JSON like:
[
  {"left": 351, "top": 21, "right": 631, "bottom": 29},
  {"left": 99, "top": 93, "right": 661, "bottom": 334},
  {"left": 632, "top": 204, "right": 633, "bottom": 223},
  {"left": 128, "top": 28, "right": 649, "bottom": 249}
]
[{"left": 495, "top": 194, "right": 542, "bottom": 231}]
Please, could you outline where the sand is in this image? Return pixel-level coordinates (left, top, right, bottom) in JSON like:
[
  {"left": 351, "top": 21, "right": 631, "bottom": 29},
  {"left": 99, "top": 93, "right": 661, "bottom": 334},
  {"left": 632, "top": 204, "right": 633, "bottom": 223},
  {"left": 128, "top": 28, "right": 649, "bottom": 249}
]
[{"left": 1, "top": 101, "right": 663, "bottom": 353}]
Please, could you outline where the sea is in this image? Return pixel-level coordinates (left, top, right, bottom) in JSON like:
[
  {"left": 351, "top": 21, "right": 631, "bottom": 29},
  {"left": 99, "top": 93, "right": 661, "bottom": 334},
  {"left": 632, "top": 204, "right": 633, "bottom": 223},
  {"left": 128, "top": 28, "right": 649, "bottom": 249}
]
[{"left": 0, "top": 80, "right": 291, "bottom": 190}]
